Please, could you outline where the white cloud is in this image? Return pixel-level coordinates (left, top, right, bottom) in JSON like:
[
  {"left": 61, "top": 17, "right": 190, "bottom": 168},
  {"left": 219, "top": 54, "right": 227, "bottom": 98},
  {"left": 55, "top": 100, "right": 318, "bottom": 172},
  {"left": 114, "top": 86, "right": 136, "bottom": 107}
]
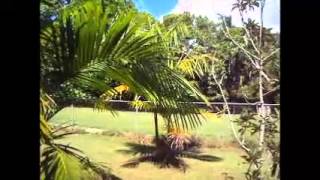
[{"left": 167, "top": 0, "right": 280, "bottom": 32}]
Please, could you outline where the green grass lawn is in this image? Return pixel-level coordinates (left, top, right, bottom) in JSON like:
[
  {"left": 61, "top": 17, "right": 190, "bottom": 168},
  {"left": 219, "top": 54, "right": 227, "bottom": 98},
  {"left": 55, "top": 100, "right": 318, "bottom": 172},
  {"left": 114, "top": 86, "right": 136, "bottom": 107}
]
[
  {"left": 56, "top": 134, "right": 248, "bottom": 180},
  {"left": 51, "top": 107, "right": 249, "bottom": 179},
  {"left": 51, "top": 107, "right": 240, "bottom": 142}
]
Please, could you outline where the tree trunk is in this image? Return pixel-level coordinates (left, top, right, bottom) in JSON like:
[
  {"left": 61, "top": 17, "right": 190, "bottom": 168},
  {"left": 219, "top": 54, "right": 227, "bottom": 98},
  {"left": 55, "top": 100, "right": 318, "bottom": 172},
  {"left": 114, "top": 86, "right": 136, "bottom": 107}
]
[
  {"left": 256, "top": 59, "right": 266, "bottom": 180},
  {"left": 256, "top": 1, "right": 267, "bottom": 178},
  {"left": 258, "top": 66, "right": 265, "bottom": 148},
  {"left": 154, "top": 110, "right": 159, "bottom": 142},
  {"left": 259, "top": 0, "right": 265, "bottom": 48},
  {"left": 167, "top": 119, "right": 172, "bottom": 133}
]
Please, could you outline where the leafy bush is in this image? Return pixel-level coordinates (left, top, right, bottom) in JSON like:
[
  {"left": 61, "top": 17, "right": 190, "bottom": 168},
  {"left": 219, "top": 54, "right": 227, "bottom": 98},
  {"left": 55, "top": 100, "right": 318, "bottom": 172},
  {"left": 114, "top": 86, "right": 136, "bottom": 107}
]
[{"left": 52, "top": 82, "right": 96, "bottom": 105}]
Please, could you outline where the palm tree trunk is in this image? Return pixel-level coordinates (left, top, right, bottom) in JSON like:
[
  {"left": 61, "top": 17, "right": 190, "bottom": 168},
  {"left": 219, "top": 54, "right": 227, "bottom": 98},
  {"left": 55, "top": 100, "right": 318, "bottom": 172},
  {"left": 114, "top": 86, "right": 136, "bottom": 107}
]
[
  {"left": 154, "top": 110, "right": 159, "bottom": 142},
  {"left": 167, "top": 120, "right": 171, "bottom": 133}
]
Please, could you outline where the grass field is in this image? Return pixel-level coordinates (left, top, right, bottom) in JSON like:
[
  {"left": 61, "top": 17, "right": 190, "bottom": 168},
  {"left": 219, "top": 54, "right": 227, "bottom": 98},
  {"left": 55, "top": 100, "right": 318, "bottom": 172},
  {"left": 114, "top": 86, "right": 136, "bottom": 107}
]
[
  {"left": 51, "top": 107, "right": 240, "bottom": 142},
  {"left": 56, "top": 134, "right": 247, "bottom": 180},
  {"left": 51, "top": 107, "right": 248, "bottom": 180}
]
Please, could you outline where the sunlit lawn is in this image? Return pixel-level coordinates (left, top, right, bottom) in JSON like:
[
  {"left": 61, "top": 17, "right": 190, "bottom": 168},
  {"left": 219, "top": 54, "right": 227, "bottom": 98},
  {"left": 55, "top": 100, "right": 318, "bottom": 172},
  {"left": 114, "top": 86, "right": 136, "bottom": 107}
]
[
  {"left": 52, "top": 107, "right": 248, "bottom": 179},
  {"left": 56, "top": 134, "right": 247, "bottom": 180},
  {"left": 51, "top": 107, "right": 240, "bottom": 142}
]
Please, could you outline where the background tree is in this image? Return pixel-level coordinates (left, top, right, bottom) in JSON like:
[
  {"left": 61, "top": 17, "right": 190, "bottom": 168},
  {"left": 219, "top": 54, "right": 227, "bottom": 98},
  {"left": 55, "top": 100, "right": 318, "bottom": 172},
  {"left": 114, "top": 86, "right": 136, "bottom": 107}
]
[
  {"left": 161, "top": 10, "right": 279, "bottom": 105},
  {"left": 222, "top": 0, "right": 280, "bottom": 179},
  {"left": 160, "top": 1, "right": 280, "bottom": 179}
]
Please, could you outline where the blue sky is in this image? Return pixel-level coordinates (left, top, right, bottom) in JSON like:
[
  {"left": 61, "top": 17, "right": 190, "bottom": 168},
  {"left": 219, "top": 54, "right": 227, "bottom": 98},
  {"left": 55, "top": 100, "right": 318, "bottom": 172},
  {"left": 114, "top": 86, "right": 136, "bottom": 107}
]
[
  {"left": 133, "top": 0, "right": 280, "bottom": 32},
  {"left": 133, "top": 0, "right": 177, "bottom": 18}
]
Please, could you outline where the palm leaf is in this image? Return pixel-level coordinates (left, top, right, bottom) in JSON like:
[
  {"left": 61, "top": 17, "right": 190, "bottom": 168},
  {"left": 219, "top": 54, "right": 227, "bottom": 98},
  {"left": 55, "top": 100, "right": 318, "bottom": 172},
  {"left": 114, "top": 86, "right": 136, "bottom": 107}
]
[{"left": 41, "top": 4, "right": 212, "bottom": 177}]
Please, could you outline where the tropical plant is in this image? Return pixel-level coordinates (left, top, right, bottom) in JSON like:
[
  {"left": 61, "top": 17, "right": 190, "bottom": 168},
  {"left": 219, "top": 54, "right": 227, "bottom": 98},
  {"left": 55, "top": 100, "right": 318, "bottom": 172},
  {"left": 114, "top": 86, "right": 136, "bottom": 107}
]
[
  {"left": 166, "top": 128, "right": 191, "bottom": 151},
  {"left": 40, "top": 90, "right": 119, "bottom": 180},
  {"left": 129, "top": 95, "right": 151, "bottom": 112},
  {"left": 120, "top": 133, "right": 220, "bottom": 172},
  {"left": 41, "top": 0, "right": 209, "bottom": 178},
  {"left": 121, "top": 137, "right": 189, "bottom": 172}
]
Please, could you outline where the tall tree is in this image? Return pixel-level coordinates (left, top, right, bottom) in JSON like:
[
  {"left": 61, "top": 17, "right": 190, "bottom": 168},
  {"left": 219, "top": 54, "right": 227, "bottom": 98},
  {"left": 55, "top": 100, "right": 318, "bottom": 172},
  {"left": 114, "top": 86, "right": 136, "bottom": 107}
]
[{"left": 222, "top": 0, "right": 280, "bottom": 179}]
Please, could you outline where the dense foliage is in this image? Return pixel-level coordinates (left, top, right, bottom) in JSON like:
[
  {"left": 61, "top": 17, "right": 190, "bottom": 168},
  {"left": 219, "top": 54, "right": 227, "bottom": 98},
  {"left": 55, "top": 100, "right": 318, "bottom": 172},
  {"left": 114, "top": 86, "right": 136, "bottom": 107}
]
[
  {"left": 40, "top": 0, "right": 280, "bottom": 179},
  {"left": 40, "top": 0, "right": 210, "bottom": 179},
  {"left": 161, "top": 13, "right": 280, "bottom": 104}
]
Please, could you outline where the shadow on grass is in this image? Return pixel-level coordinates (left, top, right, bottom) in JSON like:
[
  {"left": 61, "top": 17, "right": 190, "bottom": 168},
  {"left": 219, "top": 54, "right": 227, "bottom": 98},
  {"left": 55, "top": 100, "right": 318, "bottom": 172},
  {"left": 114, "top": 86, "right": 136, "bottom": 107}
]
[
  {"left": 105, "top": 173, "right": 122, "bottom": 180},
  {"left": 181, "top": 151, "right": 223, "bottom": 162},
  {"left": 117, "top": 143, "right": 156, "bottom": 155},
  {"left": 117, "top": 142, "right": 223, "bottom": 172}
]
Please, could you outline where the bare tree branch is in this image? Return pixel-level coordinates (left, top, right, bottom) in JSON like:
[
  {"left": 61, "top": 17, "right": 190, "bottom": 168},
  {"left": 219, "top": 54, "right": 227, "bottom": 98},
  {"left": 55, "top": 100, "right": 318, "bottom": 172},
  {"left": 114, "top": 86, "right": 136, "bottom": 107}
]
[
  {"left": 211, "top": 65, "right": 251, "bottom": 153},
  {"left": 263, "top": 48, "right": 280, "bottom": 61},
  {"left": 261, "top": 71, "right": 271, "bottom": 82},
  {"left": 219, "top": 74, "right": 225, "bottom": 85},
  {"left": 263, "top": 85, "right": 280, "bottom": 97},
  {"left": 243, "top": 27, "right": 261, "bottom": 55},
  {"left": 237, "top": 7, "right": 261, "bottom": 55},
  {"left": 222, "top": 20, "right": 260, "bottom": 68}
]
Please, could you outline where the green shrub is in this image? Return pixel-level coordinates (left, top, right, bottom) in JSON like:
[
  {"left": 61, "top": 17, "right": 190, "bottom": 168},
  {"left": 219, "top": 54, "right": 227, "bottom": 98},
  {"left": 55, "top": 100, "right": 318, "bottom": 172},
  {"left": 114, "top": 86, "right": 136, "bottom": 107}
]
[{"left": 52, "top": 82, "right": 96, "bottom": 105}]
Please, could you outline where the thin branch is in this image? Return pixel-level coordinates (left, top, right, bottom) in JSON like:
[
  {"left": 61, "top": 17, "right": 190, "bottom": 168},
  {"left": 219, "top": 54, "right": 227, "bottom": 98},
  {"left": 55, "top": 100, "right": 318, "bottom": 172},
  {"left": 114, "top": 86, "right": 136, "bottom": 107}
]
[
  {"left": 211, "top": 65, "right": 251, "bottom": 152},
  {"left": 263, "top": 85, "right": 280, "bottom": 97},
  {"left": 244, "top": 27, "right": 261, "bottom": 55},
  {"left": 219, "top": 74, "right": 225, "bottom": 85},
  {"left": 263, "top": 48, "right": 280, "bottom": 61},
  {"left": 233, "top": 6, "right": 273, "bottom": 84},
  {"left": 222, "top": 19, "right": 260, "bottom": 68},
  {"left": 223, "top": 30, "right": 259, "bottom": 68},
  {"left": 261, "top": 71, "right": 271, "bottom": 82},
  {"left": 238, "top": 7, "right": 261, "bottom": 55}
]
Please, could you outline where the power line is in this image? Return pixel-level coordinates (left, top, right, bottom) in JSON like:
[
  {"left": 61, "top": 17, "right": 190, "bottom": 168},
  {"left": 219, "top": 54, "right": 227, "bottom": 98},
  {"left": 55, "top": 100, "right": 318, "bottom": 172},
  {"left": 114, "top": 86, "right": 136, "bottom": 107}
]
[{"left": 106, "top": 100, "right": 280, "bottom": 106}]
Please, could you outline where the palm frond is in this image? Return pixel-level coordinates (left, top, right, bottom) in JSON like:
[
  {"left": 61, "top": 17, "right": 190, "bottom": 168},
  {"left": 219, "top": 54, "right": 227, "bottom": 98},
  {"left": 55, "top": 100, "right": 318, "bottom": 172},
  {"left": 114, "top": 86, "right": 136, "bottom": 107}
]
[
  {"left": 41, "top": 0, "right": 210, "bottom": 136},
  {"left": 129, "top": 95, "right": 152, "bottom": 111},
  {"left": 177, "top": 54, "right": 218, "bottom": 78},
  {"left": 40, "top": 114, "right": 53, "bottom": 144},
  {"left": 41, "top": 143, "right": 115, "bottom": 180},
  {"left": 41, "top": 145, "right": 82, "bottom": 180}
]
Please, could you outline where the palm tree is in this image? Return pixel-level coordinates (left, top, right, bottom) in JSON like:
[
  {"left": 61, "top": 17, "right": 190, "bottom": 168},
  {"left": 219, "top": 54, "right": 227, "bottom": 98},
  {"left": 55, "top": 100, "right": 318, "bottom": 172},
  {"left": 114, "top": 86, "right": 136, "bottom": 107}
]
[
  {"left": 40, "top": 90, "right": 119, "bottom": 180},
  {"left": 41, "top": 0, "right": 209, "bottom": 178}
]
